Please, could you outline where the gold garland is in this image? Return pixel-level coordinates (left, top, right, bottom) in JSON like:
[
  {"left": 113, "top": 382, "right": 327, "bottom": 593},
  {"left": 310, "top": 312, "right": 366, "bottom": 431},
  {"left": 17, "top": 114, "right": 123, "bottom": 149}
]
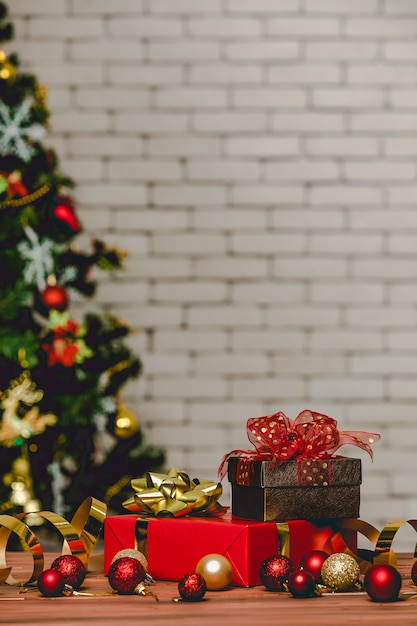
[
  {"left": 104, "top": 474, "right": 132, "bottom": 505},
  {"left": 0, "top": 183, "right": 52, "bottom": 210}
]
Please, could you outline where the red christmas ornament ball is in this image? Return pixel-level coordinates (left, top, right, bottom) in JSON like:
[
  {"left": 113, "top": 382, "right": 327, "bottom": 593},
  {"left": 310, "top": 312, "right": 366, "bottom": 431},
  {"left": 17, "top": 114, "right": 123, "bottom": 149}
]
[
  {"left": 259, "top": 555, "right": 294, "bottom": 591},
  {"left": 52, "top": 200, "right": 81, "bottom": 233},
  {"left": 299, "top": 550, "right": 329, "bottom": 584},
  {"left": 178, "top": 572, "right": 207, "bottom": 602},
  {"left": 287, "top": 569, "right": 317, "bottom": 598},
  {"left": 364, "top": 564, "right": 402, "bottom": 603},
  {"left": 411, "top": 560, "right": 417, "bottom": 585},
  {"left": 51, "top": 554, "right": 86, "bottom": 590},
  {"left": 108, "top": 556, "right": 146, "bottom": 595},
  {"left": 37, "top": 568, "right": 66, "bottom": 597},
  {"left": 39, "top": 284, "right": 69, "bottom": 312}
]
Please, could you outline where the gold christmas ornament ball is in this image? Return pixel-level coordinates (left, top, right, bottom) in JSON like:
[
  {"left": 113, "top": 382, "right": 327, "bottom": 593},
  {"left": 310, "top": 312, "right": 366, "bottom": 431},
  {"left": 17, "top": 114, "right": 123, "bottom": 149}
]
[
  {"left": 196, "top": 554, "right": 233, "bottom": 590},
  {"left": 111, "top": 549, "right": 148, "bottom": 573},
  {"left": 321, "top": 553, "right": 361, "bottom": 592},
  {"left": 113, "top": 404, "right": 139, "bottom": 439}
]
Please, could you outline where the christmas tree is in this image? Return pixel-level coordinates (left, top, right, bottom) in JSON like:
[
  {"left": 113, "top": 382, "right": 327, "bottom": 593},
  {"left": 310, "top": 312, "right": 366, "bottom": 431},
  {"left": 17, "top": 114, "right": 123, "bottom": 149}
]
[{"left": 0, "top": 3, "right": 164, "bottom": 519}]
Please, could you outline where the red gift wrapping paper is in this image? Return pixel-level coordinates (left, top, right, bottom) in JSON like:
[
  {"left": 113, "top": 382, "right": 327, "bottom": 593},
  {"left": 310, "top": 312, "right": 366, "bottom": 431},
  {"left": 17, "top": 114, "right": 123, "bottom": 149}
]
[
  {"left": 281, "top": 519, "right": 357, "bottom": 568},
  {"left": 104, "top": 514, "right": 357, "bottom": 586},
  {"left": 104, "top": 514, "right": 277, "bottom": 587}
]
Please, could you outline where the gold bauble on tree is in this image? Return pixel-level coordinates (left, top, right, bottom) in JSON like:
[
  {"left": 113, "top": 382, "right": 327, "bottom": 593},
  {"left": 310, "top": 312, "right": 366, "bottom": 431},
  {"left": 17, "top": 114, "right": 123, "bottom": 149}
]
[
  {"left": 0, "top": 50, "right": 16, "bottom": 81},
  {"left": 113, "top": 403, "right": 139, "bottom": 439}
]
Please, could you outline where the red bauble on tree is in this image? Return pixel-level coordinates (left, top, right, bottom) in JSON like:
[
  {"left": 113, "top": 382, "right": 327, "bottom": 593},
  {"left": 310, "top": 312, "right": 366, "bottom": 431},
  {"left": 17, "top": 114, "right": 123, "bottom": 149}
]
[
  {"left": 51, "top": 554, "right": 86, "bottom": 590},
  {"left": 37, "top": 568, "right": 66, "bottom": 597},
  {"left": 259, "top": 555, "right": 294, "bottom": 591},
  {"left": 37, "top": 283, "right": 69, "bottom": 314},
  {"left": 51, "top": 196, "right": 81, "bottom": 235},
  {"left": 178, "top": 572, "right": 207, "bottom": 602},
  {"left": 299, "top": 550, "right": 329, "bottom": 584},
  {"left": 364, "top": 564, "right": 402, "bottom": 603},
  {"left": 287, "top": 569, "right": 318, "bottom": 598},
  {"left": 108, "top": 556, "right": 146, "bottom": 595}
]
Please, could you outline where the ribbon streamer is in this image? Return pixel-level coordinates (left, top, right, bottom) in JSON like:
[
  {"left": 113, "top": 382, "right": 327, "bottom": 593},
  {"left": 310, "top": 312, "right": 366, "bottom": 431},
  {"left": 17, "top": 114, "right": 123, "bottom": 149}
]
[
  {"left": 123, "top": 467, "right": 226, "bottom": 518},
  {"left": 373, "top": 519, "right": 417, "bottom": 568},
  {"left": 339, "top": 518, "right": 417, "bottom": 573},
  {"left": 218, "top": 410, "right": 380, "bottom": 479},
  {"left": 0, "top": 496, "right": 106, "bottom": 586}
]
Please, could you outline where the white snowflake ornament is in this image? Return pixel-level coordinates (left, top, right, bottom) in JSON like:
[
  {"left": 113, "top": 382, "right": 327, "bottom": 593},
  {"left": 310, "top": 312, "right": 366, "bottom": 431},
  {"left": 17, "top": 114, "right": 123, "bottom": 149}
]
[
  {"left": 0, "top": 99, "right": 45, "bottom": 162},
  {"left": 17, "top": 225, "right": 56, "bottom": 290}
]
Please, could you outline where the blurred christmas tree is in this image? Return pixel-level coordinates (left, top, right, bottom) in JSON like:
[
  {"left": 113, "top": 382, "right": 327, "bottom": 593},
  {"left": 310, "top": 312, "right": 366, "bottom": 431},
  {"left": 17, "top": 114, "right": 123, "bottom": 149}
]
[{"left": 0, "top": 3, "right": 164, "bottom": 519}]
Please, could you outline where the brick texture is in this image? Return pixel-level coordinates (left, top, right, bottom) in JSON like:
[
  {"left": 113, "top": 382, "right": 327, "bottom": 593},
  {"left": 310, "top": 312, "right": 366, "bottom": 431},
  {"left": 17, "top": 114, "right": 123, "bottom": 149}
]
[{"left": 9, "top": 1, "right": 417, "bottom": 548}]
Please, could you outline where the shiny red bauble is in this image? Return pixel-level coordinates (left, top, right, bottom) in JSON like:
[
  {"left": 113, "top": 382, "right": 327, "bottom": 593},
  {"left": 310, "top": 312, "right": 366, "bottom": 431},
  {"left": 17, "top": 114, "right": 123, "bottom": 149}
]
[
  {"left": 364, "top": 564, "right": 402, "bottom": 602},
  {"left": 108, "top": 556, "right": 146, "bottom": 595},
  {"left": 51, "top": 554, "right": 86, "bottom": 590},
  {"left": 259, "top": 554, "right": 294, "bottom": 591},
  {"left": 287, "top": 569, "right": 317, "bottom": 598},
  {"left": 52, "top": 198, "right": 81, "bottom": 234},
  {"left": 299, "top": 550, "right": 329, "bottom": 584},
  {"left": 37, "top": 568, "right": 66, "bottom": 597},
  {"left": 53, "top": 202, "right": 81, "bottom": 233},
  {"left": 38, "top": 284, "right": 69, "bottom": 312},
  {"left": 178, "top": 572, "right": 207, "bottom": 602}
]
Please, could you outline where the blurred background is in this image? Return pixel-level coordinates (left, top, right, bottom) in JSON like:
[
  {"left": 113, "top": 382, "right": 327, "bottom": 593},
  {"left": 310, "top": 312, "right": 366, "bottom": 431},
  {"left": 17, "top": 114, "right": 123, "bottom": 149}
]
[{"left": 4, "top": 0, "right": 417, "bottom": 548}]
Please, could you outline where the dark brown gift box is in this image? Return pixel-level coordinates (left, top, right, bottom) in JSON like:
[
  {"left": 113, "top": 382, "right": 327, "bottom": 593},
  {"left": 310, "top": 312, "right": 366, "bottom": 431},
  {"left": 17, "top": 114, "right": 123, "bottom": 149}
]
[{"left": 228, "top": 456, "right": 361, "bottom": 521}]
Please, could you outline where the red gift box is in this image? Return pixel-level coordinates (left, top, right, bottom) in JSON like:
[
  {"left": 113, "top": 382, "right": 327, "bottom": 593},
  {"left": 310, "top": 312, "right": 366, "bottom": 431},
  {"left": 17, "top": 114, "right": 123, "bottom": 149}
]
[
  {"left": 104, "top": 514, "right": 357, "bottom": 586},
  {"left": 277, "top": 519, "right": 357, "bottom": 568},
  {"left": 104, "top": 513, "right": 278, "bottom": 587}
]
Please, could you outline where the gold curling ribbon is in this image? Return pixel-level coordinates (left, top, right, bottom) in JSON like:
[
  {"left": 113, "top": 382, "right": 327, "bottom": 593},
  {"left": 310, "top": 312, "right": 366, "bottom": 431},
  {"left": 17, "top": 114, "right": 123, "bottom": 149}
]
[
  {"left": 339, "top": 518, "right": 381, "bottom": 574},
  {"left": 373, "top": 519, "right": 417, "bottom": 569},
  {"left": 123, "top": 468, "right": 226, "bottom": 518},
  {"left": 0, "top": 515, "right": 43, "bottom": 586},
  {"left": 0, "top": 497, "right": 106, "bottom": 586},
  {"left": 335, "top": 518, "right": 417, "bottom": 573}
]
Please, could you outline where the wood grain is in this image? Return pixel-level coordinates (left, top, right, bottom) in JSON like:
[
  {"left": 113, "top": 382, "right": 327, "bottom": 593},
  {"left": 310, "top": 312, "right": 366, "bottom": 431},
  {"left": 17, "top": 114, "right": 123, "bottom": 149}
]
[{"left": 1, "top": 553, "right": 416, "bottom": 626}]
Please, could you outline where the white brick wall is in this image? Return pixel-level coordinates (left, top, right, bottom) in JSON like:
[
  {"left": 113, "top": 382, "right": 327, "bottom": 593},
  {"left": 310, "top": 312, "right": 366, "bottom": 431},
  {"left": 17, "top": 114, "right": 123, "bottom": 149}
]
[{"left": 9, "top": 0, "right": 417, "bottom": 548}]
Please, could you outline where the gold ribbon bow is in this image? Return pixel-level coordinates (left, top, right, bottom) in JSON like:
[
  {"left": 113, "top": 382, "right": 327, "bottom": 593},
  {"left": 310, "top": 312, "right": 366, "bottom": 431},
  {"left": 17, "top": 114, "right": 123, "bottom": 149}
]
[{"left": 123, "top": 468, "right": 226, "bottom": 518}]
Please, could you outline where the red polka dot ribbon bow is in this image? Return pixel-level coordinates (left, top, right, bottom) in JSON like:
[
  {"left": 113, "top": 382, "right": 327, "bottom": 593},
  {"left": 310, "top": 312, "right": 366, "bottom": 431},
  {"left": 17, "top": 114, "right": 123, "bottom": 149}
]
[{"left": 218, "top": 410, "right": 380, "bottom": 480}]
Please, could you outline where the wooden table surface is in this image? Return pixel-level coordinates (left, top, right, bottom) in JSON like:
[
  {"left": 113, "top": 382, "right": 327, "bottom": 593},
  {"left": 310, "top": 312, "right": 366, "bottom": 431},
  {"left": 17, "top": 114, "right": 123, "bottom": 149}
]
[{"left": 1, "top": 552, "right": 417, "bottom": 626}]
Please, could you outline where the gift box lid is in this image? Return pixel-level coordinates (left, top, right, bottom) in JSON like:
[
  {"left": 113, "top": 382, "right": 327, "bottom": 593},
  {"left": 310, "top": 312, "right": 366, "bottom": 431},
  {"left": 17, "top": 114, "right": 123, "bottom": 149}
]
[{"left": 228, "top": 456, "right": 361, "bottom": 488}]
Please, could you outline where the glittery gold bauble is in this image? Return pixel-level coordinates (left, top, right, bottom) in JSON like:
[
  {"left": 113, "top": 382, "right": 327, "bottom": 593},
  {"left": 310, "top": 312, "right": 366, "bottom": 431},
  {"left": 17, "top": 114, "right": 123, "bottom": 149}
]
[
  {"left": 113, "top": 404, "right": 139, "bottom": 439},
  {"left": 321, "top": 553, "right": 361, "bottom": 592},
  {"left": 196, "top": 554, "right": 233, "bottom": 590},
  {"left": 111, "top": 549, "right": 148, "bottom": 573}
]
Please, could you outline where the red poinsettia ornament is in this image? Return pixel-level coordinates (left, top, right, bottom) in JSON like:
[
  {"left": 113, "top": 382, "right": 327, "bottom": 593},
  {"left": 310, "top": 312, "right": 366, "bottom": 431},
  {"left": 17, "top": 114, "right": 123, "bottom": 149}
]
[
  {"left": 0, "top": 170, "right": 28, "bottom": 197},
  {"left": 42, "top": 311, "right": 93, "bottom": 367}
]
